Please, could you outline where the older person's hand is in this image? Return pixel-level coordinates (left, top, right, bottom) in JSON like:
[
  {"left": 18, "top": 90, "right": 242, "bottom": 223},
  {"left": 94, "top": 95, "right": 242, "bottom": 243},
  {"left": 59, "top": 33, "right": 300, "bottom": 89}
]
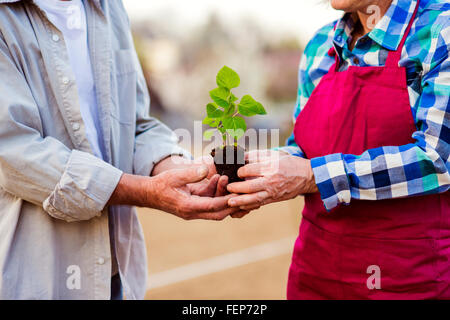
[
  {"left": 108, "top": 154, "right": 249, "bottom": 220},
  {"left": 226, "top": 150, "right": 318, "bottom": 216},
  {"left": 189, "top": 155, "right": 229, "bottom": 197},
  {"left": 109, "top": 164, "right": 244, "bottom": 221},
  {"left": 146, "top": 165, "right": 240, "bottom": 220},
  {"left": 151, "top": 155, "right": 229, "bottom": 197}
]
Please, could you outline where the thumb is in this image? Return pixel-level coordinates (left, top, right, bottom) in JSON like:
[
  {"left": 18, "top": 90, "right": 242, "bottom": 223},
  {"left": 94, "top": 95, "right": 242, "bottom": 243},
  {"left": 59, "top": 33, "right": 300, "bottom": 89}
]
[{"left": 172, "top": 165, "right": 209, "bottom": 186}]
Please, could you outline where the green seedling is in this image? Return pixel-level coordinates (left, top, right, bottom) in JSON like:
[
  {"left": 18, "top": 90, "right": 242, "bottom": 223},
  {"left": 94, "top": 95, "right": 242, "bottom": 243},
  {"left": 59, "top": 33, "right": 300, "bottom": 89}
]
[{"left": 203, "top": 66, "right": 267, "bottom": 145}]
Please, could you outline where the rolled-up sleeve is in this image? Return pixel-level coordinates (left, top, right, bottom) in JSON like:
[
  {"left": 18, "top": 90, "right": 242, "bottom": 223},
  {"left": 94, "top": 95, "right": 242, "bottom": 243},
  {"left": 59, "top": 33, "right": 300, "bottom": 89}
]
[
  {"left": 0, "top": 36, "right": 122, "bottom": 222},
  {"left": 43, "top": 150, "right": 122, "bottom": 222}
]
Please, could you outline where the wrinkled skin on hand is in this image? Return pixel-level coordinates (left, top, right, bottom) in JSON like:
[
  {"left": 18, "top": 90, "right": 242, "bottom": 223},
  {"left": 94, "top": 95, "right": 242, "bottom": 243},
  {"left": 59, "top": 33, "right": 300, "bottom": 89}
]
[
  {"left": 147, "top": 165, "right": 241, "bottom": 221},
  {"left": 161, "top": 155, "right": 230, "bottom": 197},
  {"left": 149, "top": 155, "right": 248, "bottom": 220},
  {"left": 187, "top": 155, "right": 230, "bottom": 197},
  {"left": 226, "top": 150, "right": 318, "bottom": 218}
]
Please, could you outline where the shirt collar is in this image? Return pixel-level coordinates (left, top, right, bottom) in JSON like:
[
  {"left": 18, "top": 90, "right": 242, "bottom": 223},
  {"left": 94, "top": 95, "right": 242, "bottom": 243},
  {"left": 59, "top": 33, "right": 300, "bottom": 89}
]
[{"left": 333, "top": 0, "right": 418, "bottom": 51}]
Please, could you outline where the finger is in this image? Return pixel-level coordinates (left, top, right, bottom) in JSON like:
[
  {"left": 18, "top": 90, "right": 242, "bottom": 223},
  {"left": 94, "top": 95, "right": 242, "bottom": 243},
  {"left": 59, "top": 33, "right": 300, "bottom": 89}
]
[
  {"left": 238, "top": 160, "right": 280, "bottom": 178},
  {"left": 239, "top": 204, "right": 261, "bottom": 211},
  {"left": 227, "top": 178, "right": 266, "bottom": 194},
  {"left": 215, "top": 175, "right": 229, "bottom": 197},
  {"left": 231, "top": 211, "right": 250, "bottom": 219},
  {"left": 183, "top": 193, "right": 237, "bottom": 213},
  {"left": 245, "top": 150, "right": 269, "bottom": 164},
  {"left": 189, "top": 206, "right": 241, "bottom": 221},
  {"left": 245, "top": 150, "right": 278, "bottom": 163},
  {"left": 237, "top": 163, "right": 265, "bottom": 178},
  {"left": 194, "top": 155, "right": 216, "bottom": 178},
  {"left": 197, "top": 174, "right": 219, "bottom": 196},
  {"left": 173, "top": 165, "right": 209, "bottom": 186},
  {"left": 241, "top": 196, "right": 276, "bottom": 210},
  {"left": 228, "top": 191, "right": 270, "bottom": 208}
]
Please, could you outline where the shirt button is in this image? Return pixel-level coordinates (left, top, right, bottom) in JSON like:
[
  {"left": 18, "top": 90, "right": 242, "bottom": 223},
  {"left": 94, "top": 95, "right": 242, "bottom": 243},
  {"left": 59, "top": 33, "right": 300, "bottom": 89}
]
[
  {"left": 97, "top": 257, "right": 105, "bottom": 265},
  {"left": 52, "top": 34, "right": 60, "bottom": 42},
  {"left": 353, "top": 57, "right": 360, "bottom": 65},
  {"left": 62, "top": 77, "right": 70, "bottom": 85},
  {"left": 72, "top": 123, "right": 80, "bottom": 131}
]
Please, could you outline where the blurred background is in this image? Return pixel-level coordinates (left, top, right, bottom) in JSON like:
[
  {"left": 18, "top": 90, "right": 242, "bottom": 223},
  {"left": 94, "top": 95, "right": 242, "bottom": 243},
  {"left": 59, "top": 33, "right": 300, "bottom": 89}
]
[{"left": 122, "top": 0, "right": 341, "bottom": 299}]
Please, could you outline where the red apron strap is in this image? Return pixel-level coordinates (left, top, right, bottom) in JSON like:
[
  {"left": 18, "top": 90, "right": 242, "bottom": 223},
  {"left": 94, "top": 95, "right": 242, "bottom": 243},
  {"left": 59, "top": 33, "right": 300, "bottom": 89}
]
[{"left": 385, "top": 0, "right": 420, "bottom": 67}]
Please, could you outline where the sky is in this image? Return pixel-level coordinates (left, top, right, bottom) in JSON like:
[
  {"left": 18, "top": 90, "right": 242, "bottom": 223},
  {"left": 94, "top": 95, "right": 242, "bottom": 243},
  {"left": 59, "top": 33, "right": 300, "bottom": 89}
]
[{"left": 122, "top": 0, "right": 342, "bottom": 41}]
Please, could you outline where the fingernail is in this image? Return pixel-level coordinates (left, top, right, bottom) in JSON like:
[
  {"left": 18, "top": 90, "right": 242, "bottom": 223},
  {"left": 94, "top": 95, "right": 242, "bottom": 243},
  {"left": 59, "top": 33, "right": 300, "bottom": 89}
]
[
  {"left": 197, "top": 166, "right": 208, "bottom": 176},
  {"left": 229, "top": 200, "right": 236, "bottom": 206}
]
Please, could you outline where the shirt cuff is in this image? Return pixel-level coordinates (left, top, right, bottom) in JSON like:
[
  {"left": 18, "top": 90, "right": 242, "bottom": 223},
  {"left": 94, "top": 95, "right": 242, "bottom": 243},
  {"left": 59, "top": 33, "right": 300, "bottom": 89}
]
[
  {"left": 43, "top": 150, "right": 123, "bottom": 222},
  {"left": 311, "top": 153, "right": 351, "bottom": 211},
  {"left": 274, "top": 146, "right": 305, "bottom": 158}
]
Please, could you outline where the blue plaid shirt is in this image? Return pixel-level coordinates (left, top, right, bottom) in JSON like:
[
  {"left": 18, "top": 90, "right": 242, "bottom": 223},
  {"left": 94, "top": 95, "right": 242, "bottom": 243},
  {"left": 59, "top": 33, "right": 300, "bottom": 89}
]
[{"left": 280, "top": 0, "right": 450, "bottom": 210}]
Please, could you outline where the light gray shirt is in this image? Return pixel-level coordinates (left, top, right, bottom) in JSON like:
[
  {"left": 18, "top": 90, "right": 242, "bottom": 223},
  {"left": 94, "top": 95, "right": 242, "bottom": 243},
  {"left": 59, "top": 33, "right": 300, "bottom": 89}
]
[{"left": 0, "top": 0, "right": 189, "bottom": 299}]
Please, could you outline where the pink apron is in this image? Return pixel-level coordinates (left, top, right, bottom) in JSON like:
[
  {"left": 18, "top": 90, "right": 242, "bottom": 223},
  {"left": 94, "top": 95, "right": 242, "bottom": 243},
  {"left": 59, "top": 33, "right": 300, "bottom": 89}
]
[{"left": 289, "top": 1, "right": 450, "bottom": 299}]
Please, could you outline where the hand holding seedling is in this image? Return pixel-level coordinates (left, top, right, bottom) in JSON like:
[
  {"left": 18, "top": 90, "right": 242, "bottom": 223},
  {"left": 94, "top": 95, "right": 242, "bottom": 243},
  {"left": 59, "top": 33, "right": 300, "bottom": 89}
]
[
  {"left": 150, "top": 154, "right": 229, "bottom": 197},
  {"left": 108, "top": 156, "right": 245, "bottom": 220},
  {"left": 145, "top": 164, "right": 239, "bottom": 220},
  {"left": 226, "top": 150, "right": 319, "bottom": 215},
  {"left": 107, "top": 67, "right": 267, "bottom": 219}
]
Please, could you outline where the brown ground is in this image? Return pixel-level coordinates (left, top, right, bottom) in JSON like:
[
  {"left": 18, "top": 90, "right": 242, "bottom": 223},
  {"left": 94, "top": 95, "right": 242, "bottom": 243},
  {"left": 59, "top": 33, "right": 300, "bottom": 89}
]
[{"left": 138, "top": 197, "right": 304, "bottom": 300}]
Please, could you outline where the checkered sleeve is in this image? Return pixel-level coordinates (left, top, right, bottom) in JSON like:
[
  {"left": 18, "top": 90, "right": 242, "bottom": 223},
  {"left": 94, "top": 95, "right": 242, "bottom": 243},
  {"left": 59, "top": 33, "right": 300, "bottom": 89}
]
[{"left": 312, "top": 23, "right": 450, "bottom": 211}]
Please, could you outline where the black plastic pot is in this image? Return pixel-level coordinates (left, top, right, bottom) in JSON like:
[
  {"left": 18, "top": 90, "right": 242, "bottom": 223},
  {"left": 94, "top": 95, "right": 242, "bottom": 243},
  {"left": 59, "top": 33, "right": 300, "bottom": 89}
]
[{"left": 211, "top": 145, "right": 246, "bottom": 183}]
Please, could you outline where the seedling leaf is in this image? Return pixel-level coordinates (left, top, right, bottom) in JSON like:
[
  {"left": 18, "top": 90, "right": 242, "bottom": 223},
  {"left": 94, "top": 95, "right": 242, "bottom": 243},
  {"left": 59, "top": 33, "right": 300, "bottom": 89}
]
[
  {"left": 206, "top": 103, "right": 224, "bottom": 118},
  {"left": 255, "top": 102, "right": 267, "bottom": 115},
  {"left": 229, "top": 93, "right": 238, "bottom": 103},
  {"left": 203, "top": 117, "right": 219, "bottom": 127},
  {"left": 216, "top": 66, "right": 240, "bottom": 89},
  {"left": 224, "top": 103, "right": 235, "bottom": 117},
  {"left": 223, "top": 116, "right": 246, "bottom": 133},
  {"left": 226, "top": 128, "right": 245, "bottom": 140},
  {"left": 238, "top": 95, "right": 266, "bottom": 116},
  {"left": 209, "top": 87, "right": 230, "bottom": 108}
]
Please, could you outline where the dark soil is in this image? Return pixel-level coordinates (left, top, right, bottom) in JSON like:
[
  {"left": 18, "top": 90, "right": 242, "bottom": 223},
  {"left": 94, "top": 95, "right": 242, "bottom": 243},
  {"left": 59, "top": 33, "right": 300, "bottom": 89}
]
[{"left": 211, "top": 145, "right": 246, "bottom": 183}]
